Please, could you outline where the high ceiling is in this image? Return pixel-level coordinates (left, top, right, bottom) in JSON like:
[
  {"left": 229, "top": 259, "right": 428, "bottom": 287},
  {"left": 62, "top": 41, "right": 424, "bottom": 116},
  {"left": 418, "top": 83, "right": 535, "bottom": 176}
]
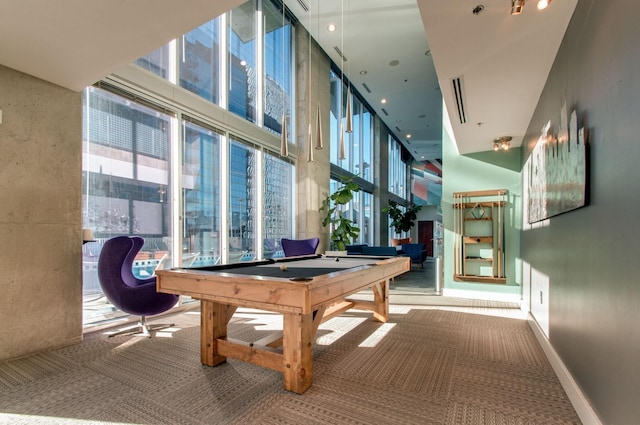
[{"left": 0, "top": 0, "right": 577, "bottom": 161}]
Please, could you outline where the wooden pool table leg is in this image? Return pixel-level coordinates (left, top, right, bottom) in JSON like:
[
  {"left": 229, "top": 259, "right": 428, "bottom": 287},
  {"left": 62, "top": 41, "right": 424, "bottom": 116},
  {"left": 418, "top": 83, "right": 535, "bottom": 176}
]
[
  {"left": 371, "top": 279, "right": 390, "bottom": 323},
  {"left": 201, "top": 300, "right": 236, "bottom": 366},
  {"left": 282, "top": 312, "right": 314, "bottom": 394}
]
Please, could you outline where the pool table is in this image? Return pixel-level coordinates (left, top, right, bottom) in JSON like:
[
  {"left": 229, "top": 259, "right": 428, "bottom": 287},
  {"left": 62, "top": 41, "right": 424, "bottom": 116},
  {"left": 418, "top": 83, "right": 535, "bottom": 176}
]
[{"left": 155, "top": 254, "right": 410, "bottom": 393}]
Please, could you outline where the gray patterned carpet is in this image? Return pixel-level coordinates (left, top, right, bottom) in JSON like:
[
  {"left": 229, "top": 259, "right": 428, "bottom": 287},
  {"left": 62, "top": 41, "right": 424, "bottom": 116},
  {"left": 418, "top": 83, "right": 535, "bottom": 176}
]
[{"left": 0, "top": 300, "right": 581, "bottom": 424}]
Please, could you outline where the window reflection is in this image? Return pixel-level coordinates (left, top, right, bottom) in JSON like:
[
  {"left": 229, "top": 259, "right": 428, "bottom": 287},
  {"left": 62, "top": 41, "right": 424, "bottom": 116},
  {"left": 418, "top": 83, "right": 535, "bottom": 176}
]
[
  {"left": 263, "top": 152, "right": 294, "bottom": 259},
  {"left": 263, "top": 0, "right": 292, "bottom": 137},
  {"left": 182, "top": 121, "right": 221, "bottom": 267},
  {"left": 228, "top": 0, "right": 258, "bottom": 123},
  {"left": 82, "top": 86, "right": 172, "bottom": 325},
  {"left": 136, "top": 45, "right": 171, "bottom": 79},
  {"left": 179, "top": 18, "right": 221, "bottom": 104},
  {"left": 229, "top": 139, "right": 257, "bottom": 262}
]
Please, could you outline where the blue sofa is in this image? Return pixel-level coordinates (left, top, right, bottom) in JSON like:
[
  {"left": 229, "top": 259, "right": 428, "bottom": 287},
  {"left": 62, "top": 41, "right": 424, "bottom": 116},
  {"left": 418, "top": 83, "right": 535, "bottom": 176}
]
[
  {"left": 346, "top": 244, "right": 398, "bottom": 257},
  {"left": 401, "top": 243, "right": 428, "bottom": 268},
  {"left": 362, "top": 246, "right": 398, "bottom": 257},
  {"left": 345, "top": 244, "right": 368, "bottom": 255}
]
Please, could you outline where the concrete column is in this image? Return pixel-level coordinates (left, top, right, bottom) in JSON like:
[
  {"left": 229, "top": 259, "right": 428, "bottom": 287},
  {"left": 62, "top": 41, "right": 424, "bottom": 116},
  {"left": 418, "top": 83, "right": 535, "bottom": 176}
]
[{"left": 294, "top": 25, "right": 331, "bottom": 252}]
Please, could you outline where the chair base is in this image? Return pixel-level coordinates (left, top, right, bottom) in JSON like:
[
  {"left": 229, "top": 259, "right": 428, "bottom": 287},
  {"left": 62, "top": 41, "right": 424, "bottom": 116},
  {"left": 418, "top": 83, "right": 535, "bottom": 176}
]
[{"left": 107, "top": 316, "right": 174, "bottom": 338}]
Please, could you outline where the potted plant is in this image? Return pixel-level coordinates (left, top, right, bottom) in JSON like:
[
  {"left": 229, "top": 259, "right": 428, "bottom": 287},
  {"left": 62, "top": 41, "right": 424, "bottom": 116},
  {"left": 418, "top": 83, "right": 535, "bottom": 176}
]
[
  {"left": 320, "top": 177, "right": 360, "bottom": 253},
  {"left": 383, "top": 200, "right": 422, "bottom": 244}
]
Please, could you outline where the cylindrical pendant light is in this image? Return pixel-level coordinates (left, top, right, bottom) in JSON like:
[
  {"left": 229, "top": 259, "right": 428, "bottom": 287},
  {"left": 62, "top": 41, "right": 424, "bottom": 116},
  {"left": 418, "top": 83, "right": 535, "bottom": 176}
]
[
  {"left": 345, "top": 84, "right": 353, "bottom": 133},
  {"left": 280, "top": 114, "right": 288, "bottom": 157},
  {"left": 315, "top": 106, "right": 323, "bottom": 150},
  {"left": 307, "top": 123, "right": 314, "bottom": 162},
  {"left": 339, "top": 123, "right": 346, "bottom": 160}
]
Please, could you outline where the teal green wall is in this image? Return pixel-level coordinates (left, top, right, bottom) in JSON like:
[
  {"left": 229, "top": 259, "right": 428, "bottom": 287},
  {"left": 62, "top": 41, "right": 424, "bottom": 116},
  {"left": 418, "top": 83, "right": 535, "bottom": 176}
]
[{"left": 441, "top": 124, "right": 522, "bottom": 301}]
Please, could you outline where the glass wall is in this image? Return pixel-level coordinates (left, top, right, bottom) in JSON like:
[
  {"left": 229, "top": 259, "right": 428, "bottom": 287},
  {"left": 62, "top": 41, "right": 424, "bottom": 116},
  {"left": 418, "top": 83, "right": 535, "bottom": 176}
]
[
  {"left": 82, "top": 86, "right": 173, "bottom": 323},
  {"left": 329, "top": 70, "right": 373, "bottom": 183},
  {"left": 388, "top": 135, "right": 410, "bottom": 240},
  {"left": 228, "top": 0, "right": 258, "bottom": 123},
  {"left": 263, "top": 0, "right": 292, "bottom": 137},
  {"left": 327, "top": 66, "right": 375, "bottom": 247},
  {"left": 136, "top": 45, "right": 172, "bottom": 80},
  {"left": 228, "top": 138, "right": 257, "bottom": 262},
  {"left": 388, "top": 135, "right": 407, "bottom": 198},
  {"left": 82, "top": 85, "right": 296, "bottom": 326},
  {"left": 263, "top": 152, "right": 294, "bottom": 258},
  {"left": 179, "top": 18, "right": 222, "bottom": 104},
  {"left": 182, "top": 120, "right": 222, "bottom": 267},
  {"left": 327, "top": 178, "right": 373, "bottom": 247},
  {"left": 133, "top": 0, "right": 293, "bottom": 136},
  {"left": 83, "top": 0, "right": 297, "bottom": 326}
]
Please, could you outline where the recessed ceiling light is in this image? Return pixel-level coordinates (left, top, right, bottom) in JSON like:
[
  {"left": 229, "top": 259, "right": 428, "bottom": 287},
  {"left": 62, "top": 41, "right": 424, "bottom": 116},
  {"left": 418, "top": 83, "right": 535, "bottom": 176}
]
[
  {"left": 406, "top": 134, "right": 412, "bottom": 139},
  {"left": 537, "top": 0, "right": 551, "bottom": 9},
  {"left": 389, "top": 60, "right": 400, "bottom": 67},
  {"left": 381, "top": 98, "right": 387, "bottom": 104},
  {"left": 360, "top": 70, "right": 367, "bottom": 75},
  {"left": 327, "top": 23, "right": 336, "bottom": 32}
]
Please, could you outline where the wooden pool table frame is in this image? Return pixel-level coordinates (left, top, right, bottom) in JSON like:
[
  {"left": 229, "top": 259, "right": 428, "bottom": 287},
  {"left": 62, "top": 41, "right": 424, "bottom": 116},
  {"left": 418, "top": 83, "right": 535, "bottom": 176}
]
[{"left": 156, "top": 255, "right": 410, "bottom": 393}]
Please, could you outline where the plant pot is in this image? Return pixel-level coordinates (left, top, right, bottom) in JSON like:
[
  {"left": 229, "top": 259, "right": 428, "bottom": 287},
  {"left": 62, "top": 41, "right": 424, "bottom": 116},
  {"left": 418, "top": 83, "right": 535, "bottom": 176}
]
[{"left": 391, "top": 237, "right": 411, "bottom": 247}]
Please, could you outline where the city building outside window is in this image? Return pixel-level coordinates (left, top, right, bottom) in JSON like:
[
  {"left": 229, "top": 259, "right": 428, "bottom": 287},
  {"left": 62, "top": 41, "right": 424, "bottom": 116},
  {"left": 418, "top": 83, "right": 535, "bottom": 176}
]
[
  {"left": 263, "top": 0, "right": 293, "bottom": 137},
  {"left": 182, "top": 119, "right": 222, "bottom": 267},
  {"left": 179, "top": 17, "right": 222, "bottom": 104},
  {"left": 82, "top": 86, "right": 174, "bottom": 325}
]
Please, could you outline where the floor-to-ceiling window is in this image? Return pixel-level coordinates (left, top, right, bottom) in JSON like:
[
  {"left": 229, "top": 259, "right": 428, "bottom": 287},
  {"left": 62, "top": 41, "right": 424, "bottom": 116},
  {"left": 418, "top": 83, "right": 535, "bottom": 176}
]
[
  {"left": 135, "top": 45, "right": 172, "bottom": 80},
  {"left": 82, "top": 85, "right": 174, "bottom": 325},
  {"left": 228, "top": 0, "right": 258, "bottom": 123},
  {"left": 82, "top": 0, "right": 296, "bottom": 328},
  {"left": 328, "top": 68, "right": 375, "bottom": 246},
  {"left": 388, "top": 135, "right": 407, "bottom": 199},
  {"left": 228, "top": 138, "right": 257, "bottom": 262},
  {"left": 263, "top": 0, "right": 293, "bottom": 137},
  {"left": 263, "top": 152, "right": 294, "bottom": 258},
  {"left": 388, "top": 135, "right": 411, "bottom": 240},
  {"left": 179, "top": 18, "right": 222, "bottom": 104},
  {"left": 182, "top": 119, "right": 222, "bottom": 267}
]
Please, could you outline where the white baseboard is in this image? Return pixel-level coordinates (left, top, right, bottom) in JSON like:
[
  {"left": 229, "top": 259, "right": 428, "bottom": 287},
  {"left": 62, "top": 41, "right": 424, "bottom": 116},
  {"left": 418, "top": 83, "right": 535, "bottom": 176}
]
[
  {"left": 442, "top": 288, "right": 522, "bottom": 304},
  {"left": 527, "top": 315, "right": 602, "bottom": 425}
]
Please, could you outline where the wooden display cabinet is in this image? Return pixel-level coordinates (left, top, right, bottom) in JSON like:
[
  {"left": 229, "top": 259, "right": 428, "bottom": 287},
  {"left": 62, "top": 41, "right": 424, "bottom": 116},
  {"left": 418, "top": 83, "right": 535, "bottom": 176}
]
[{"left": 453, "top": 189, "right": 507, "bottom": 284}]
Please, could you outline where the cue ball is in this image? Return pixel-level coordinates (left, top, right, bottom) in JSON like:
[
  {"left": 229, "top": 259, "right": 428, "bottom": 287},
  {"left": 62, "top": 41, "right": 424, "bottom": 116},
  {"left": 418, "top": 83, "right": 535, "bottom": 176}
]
[{"left": 280, "top": 264, "right": 287, "bottom": 271}]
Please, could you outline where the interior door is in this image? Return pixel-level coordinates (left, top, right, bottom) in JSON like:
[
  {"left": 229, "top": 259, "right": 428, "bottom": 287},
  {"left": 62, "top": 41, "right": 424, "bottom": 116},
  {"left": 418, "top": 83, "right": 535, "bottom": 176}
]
[{"left": 418, "top": 220, "right": 434, "bottom": 257}]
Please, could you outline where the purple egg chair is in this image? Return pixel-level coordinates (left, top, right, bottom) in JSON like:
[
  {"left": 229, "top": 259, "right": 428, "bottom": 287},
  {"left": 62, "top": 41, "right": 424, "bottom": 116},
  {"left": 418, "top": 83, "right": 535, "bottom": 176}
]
[
  {"left": 97, "top": 236, "right": 179, "bottom": 337},
  {"left": 280, "top": 237, "right": 320, "bottom": 257}
]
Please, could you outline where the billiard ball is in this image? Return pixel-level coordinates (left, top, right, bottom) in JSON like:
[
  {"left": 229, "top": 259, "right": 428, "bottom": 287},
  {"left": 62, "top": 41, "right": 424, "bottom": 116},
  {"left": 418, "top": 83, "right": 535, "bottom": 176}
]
[{"left": 280, "top": 264, "right": 287, "bottom": 271}]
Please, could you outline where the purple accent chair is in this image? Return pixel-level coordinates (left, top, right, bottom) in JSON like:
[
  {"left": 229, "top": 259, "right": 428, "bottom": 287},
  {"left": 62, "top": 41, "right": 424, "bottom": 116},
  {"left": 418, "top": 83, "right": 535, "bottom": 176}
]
[
  {"left": 98, "top": 236, "right": 179, "bottom": 337},
  {"left": 280, "top": 237, "right": 320, "bottom": 257}
]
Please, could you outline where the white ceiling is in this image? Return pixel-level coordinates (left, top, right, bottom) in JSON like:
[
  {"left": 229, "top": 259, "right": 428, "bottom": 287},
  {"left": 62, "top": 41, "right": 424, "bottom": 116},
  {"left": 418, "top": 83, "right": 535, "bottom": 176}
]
[
  {"left": 0, "top": 0, "right": 577, "bottom": 160},
  {"left": 0, "top": 0, "right": 244, "bottom": 91}
]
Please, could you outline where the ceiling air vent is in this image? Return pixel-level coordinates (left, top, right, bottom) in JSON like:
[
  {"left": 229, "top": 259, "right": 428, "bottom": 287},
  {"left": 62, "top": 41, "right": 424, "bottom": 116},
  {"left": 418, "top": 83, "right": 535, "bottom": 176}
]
[
  {"left": 362, "top": 83, "right": 371, "bottom": 93},
  {"left": 297, "top": 0, "right": 309, "bottom": 12},
  {"left": 381, "top": 108, "right": 389, "bottom": 116},
  {"left": 451, "top": 76, "right": 467, "bottom": 124},
  {"left": 333, "top": 46, "right": 348, "bottom": 62}
]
